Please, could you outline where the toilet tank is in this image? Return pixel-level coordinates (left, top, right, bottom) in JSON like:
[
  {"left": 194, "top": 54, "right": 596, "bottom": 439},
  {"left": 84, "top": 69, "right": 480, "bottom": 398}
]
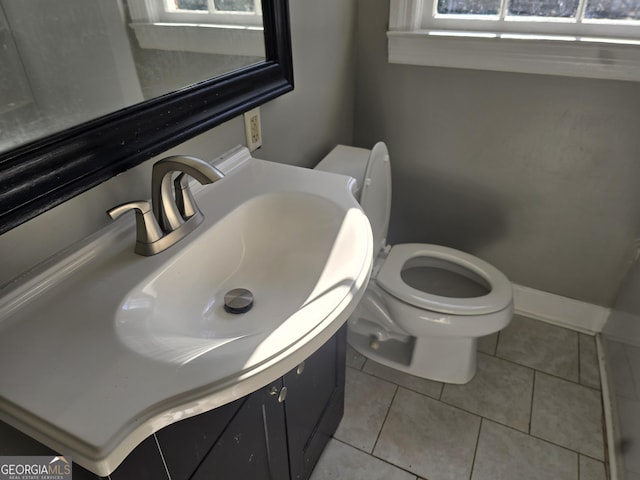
[{"left": 314, "top": 145, "right": 371, "bottom": 201}]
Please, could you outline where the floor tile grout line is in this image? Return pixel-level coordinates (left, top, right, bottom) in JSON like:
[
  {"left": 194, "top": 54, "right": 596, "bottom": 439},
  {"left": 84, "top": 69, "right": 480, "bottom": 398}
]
[
  {"left": 490, "top": 331, "right": 500, "bottom": 357},
  {"left": 531, "top": 367, "right": 601, "bottom": 392},
  {"left": 578, "top": 330, "right": 583, "bottom": 387},
  {"left": 371, "top": 383, "right": 399, "bottom": 455},
  {"left": 480, "top": 416, "right": 601, "bottom": 462},
  {"left": 496, "top": 314, "right": 582, "bottom": 382},
  {"left": 356, "top": 362, "right": 444, "bottom": 401},
  {"left": 477, "top": 350, "right": 537, "bottom": 374},
  {"left": 349, "top": 353, "right": 366, "bottom": 372},
  {"left": 436, "top": 394, "right": 529, "bottom": 435},
  {"left": 347, "top": 367, "right": 438, "bottom": 400},
  {"left": 527, "top": 428, "right": 606, "bottom": 463},
  {"left": 369, "top": 450, "right": 429, "bottom": 479},
  {"left": 529, "top": 370, "right": 537, "bottom": 435},
  {"left": 330, "top": 436, "right": 419, "bottom": 478},
  {"left": 468, "top": 417, "right": 484, "bottom": 480},
  {"left": 359, "top": 358, "right": 368, "bottom": 373},
  {"left": 494, "top": 351, "right": 592, "bottom": 389}
]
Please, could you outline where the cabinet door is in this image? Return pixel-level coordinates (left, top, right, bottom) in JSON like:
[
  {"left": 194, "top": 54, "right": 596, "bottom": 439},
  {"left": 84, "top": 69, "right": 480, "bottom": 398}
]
[
  {"left": 283, "top": 325, "right": 347, "bottom": 480},
  {"left": 191, "top": 380, "right": 289, "bottom": 480},
  {"left": 156, "top": 398, "right": 243, "bottom": 480},
  {"left": 107, "top": 436, "right": 170, "bottom": 480}
]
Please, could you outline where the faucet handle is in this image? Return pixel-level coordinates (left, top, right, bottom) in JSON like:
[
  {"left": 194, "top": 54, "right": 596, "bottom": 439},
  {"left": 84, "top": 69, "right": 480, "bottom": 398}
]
[
  {"left": 107, "top": 201, "right": 163, "bottom": 255},
  {"left": 174, "top": 173, "right": 200, "bottom": 219}
]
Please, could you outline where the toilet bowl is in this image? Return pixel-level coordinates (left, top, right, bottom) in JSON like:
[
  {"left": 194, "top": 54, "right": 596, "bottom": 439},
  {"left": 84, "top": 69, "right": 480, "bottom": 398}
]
[{"left": 314, "top": 142, "right": 513, "bottom": 384}]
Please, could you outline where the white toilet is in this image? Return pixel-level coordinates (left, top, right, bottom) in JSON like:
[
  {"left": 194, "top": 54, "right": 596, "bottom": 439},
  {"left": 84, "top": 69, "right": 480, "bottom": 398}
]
[{"left": 315, "top": 142, "right": 513, "bottom": 384}]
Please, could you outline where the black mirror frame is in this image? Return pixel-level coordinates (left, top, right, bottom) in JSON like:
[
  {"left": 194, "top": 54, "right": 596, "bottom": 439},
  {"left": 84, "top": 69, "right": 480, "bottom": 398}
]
[{"left": 0, "top": 0, "right": 293, "bottom": 236}]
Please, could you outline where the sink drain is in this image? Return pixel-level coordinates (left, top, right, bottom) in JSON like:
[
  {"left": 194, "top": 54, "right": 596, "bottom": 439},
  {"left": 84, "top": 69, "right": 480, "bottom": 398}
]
[{"left": 224, "top": 288, "right": 254, "bottom": 314}]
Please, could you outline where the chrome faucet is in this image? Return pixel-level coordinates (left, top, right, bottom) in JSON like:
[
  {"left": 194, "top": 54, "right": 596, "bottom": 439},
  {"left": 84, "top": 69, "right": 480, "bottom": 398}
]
[
  {"left": 108, "top": 155, "right": 225, "bottom": 256},
  {"left": 151, "top": 156, "right": 225, "bottom": 231}
]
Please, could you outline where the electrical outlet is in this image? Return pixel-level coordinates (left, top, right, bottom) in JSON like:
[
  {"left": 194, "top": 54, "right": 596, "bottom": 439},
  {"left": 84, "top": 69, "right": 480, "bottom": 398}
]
[{"left": 244, "top": 107, "right": 262, "bottom": 152}]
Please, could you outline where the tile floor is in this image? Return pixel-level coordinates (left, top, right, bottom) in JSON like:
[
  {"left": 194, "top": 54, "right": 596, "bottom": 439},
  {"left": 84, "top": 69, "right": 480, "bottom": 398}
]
[{"left": 310, "top": 315, "right": 608, "bottom": 480}]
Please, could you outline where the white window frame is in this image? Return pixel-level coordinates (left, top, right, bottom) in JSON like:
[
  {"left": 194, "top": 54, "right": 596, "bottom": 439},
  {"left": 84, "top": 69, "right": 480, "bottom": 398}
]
[
  {"left": 388, "top": 0, "right": 640, "bottom": 82},
  {"left": 128, "top": 0, "right": 265, "bottom": 57},
  {"left": 155, "top": 0, "right": 262, "bottom": 27}
]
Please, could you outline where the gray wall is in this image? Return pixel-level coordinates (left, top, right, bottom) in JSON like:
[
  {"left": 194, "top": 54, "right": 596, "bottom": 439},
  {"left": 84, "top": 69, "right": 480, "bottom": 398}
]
[
  {"left": 0, "top": 0, "right": 357, "bottom": 286},
  {"left": 354, "top": 0, "right": 640, "bottom": 307}
]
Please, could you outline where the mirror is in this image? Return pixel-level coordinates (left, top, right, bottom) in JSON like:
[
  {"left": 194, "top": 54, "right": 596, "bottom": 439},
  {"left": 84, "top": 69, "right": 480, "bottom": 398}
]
[{"left": 0, "top": 0, "right": 293, "bottom": 235}]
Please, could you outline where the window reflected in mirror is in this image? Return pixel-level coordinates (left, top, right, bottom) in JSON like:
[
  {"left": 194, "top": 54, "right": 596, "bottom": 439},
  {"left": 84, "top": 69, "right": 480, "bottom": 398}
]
[{"left": 0, "top": 0, "right": 265, "bottom": 154}]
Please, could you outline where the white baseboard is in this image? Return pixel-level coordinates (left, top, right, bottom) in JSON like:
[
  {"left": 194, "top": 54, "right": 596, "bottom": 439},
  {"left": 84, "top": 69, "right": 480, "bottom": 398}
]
[{"left": 513, "top": 284, "right": 610, "bottom": 334}]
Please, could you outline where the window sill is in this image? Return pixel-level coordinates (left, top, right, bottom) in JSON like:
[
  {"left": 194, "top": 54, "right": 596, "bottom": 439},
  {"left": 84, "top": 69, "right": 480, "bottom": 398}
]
[
  {"left": 131, "top": 22, "right": 265, "bottom": 57},
  {"left": 387, "top": 30, "right": 640, "bottom": 82}
]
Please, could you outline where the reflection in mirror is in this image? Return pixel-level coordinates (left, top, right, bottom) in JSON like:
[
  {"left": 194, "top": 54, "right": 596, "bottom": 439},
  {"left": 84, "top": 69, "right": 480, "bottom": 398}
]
[{"left": 0, "top": 0, "right": 265, "bottom": 154}]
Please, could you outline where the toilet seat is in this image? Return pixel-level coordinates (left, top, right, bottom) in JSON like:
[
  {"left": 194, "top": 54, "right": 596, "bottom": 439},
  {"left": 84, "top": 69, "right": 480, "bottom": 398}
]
[{"left": 376, "top": 243, "right": 512, "bottom": 315}]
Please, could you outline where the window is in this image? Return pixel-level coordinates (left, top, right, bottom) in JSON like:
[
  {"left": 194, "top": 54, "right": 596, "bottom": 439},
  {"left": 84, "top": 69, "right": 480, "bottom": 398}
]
[
  {"left": 157, "top": 0, "right": 262, "bottom": 26},
  {"left": 128, "top": 0, "right": 265, "bottom": 57},
  {"left": 427, "top": 0, "right": 639, "bottom": 37},
  {"left": 388, "top": 0, "right": 640, "bottom": 81}
]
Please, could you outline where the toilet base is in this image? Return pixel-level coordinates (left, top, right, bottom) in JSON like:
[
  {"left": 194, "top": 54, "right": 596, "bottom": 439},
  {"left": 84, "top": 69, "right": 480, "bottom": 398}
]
[{"left": 348, "top": 330, "right": 478, "bottom": 384}]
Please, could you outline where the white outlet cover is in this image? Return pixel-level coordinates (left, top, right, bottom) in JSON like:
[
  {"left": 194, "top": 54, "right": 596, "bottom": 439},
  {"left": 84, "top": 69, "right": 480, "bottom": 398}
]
[{"left": 243, "top": 107, "right": 262, "bottom": 152}]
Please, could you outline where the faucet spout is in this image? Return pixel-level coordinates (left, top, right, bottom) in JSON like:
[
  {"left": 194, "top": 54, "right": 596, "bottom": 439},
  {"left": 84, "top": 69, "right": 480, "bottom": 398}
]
[
  {"left": 151, "top": 155, "right": 224, "bottom": 232},
  {"left": 108, "top": 154, "right": 225, "bottom": 256}
]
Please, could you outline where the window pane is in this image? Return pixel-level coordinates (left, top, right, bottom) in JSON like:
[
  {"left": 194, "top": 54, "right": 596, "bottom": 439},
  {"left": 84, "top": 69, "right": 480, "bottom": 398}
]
[
  {"left": 214, "top": 0, "right": 255, "bottom": 12},
  {"left": 508, "top": 0, "right": 579, "bottom": 17},
  {"left": 437, "top": 0, "right": 501, "bottom": 15},
  {"left": 585, "top": 0, "right": 640, "bottom": 19},
  {"left": 175, "top": 0, "right": 208, "bottom": 11}
]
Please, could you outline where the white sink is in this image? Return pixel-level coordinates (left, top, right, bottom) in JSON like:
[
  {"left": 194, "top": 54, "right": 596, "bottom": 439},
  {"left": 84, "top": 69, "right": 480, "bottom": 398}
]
[
  {"left": 0, "top": 146, "right": 373, "bottom": 476},
  {"left": 117, "top": 191, "right": 361, "bottom": 366}
]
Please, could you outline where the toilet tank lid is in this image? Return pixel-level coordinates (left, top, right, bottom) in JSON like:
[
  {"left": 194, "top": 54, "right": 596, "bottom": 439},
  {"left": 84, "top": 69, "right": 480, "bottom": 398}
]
[
  {"left": 315, "top": 142, "right": 392, "bottom": 255},
  {"left": 314, "top": 145, "right": 371, "bottom": 200}
]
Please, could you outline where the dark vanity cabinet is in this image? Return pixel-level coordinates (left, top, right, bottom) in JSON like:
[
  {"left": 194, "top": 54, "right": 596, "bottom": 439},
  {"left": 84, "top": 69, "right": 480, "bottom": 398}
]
[
  {"left": 106, "top": 325, "right": 346, "bottom": 480},
  {"left": 283, "top": 326, "right": 346, "bottom": 480}
]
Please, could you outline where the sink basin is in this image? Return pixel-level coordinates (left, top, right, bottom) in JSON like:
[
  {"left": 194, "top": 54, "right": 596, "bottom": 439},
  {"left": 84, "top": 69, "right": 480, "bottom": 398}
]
[
  {"left": 0, "top": 146, "right": 373, "bottom": 476},
  {"left": 117, "top": 191, "right": 358, "bottom": 366}
]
